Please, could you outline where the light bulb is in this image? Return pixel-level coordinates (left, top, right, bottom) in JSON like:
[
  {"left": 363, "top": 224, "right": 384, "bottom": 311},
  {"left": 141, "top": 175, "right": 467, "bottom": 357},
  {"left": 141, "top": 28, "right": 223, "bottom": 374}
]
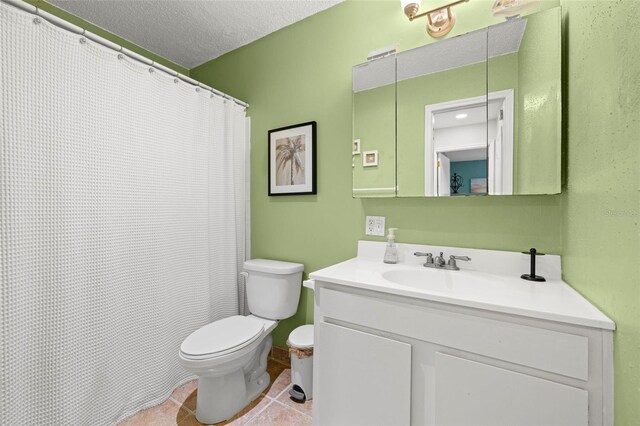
[
  {"left": 401, "top": 0, "right": 421, "bottom": 18},
  {"left": 400, "top": 0, "right": 421, "bottom": 8}
]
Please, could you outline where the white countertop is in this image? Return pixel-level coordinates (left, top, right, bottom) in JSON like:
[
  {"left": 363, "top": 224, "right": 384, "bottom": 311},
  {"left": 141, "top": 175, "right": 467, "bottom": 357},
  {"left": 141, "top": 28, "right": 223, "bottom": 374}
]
[{"left": 308, "top": 241, "right": 615, "bottom": 331}]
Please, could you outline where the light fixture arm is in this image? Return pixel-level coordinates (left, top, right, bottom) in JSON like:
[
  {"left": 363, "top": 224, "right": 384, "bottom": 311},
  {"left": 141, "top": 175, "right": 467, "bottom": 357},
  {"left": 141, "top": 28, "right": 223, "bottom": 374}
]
[
  {"left": 403, "top": 0, "right": 470, "bottom": 38},
  {"left": 408, "top": 0, "right": 469, "bottom": 21}
]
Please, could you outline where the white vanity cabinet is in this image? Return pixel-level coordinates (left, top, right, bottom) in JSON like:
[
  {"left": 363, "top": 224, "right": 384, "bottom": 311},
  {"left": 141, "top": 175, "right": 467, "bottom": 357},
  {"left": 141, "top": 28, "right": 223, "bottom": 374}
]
[{"left": 310, "top": 242, "right": 614, "bottom": 426}]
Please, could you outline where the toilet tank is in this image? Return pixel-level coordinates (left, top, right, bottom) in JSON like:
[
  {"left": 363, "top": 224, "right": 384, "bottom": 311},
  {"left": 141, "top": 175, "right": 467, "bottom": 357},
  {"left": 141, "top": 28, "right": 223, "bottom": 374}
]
[{"left": 244, "top": 259, "right": 304, "bottom": 320}]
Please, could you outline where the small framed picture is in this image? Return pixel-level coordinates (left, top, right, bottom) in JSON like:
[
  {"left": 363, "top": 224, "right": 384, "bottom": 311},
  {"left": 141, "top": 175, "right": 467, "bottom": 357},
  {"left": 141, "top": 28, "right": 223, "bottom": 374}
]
[
  {"left": 362, "top": 150, "right": 378, "bottom": 167},
  {"left": 470, "top": 177, "right": 488, "bottom": 194},
  {"left": 268, "top": 121, "right": 317, "bottom": 196},
  {"left": 353, "top": 139, "right": 361, "bottom": 155}
]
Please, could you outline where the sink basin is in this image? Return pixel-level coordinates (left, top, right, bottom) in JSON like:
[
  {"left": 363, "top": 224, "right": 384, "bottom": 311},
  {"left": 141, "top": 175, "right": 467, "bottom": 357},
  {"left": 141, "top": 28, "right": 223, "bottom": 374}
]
[
  {"left": 383, "top": 268, "right": 497, "bottom": 291},
  {"left": 382, "top": 268, "right": 439, "bottom": 288}
]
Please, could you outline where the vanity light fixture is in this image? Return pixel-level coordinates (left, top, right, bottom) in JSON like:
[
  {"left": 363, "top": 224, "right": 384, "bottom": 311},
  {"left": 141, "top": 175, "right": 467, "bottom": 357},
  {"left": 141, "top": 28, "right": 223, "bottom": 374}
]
[{"left": 401, "top": 0, "right": 470, "bottom": 38}]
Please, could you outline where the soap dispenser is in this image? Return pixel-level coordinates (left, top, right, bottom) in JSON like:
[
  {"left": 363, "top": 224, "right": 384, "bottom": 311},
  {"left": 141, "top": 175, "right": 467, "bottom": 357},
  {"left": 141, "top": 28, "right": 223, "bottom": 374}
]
[{"left": 383, "top": 228, "right": 399, "bottom": 264}]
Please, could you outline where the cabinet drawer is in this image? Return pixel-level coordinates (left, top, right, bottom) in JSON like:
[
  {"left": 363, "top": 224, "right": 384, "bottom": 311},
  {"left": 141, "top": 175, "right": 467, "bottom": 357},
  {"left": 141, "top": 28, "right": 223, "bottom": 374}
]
[{"left": 320, "top": 287, "right": 589, "bottom": 380}]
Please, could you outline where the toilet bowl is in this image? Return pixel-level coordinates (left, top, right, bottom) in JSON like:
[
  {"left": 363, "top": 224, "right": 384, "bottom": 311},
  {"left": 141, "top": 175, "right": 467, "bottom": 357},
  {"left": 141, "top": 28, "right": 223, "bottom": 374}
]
[{"left": 178, "top": 259, "right": 303, "bottom": 424}]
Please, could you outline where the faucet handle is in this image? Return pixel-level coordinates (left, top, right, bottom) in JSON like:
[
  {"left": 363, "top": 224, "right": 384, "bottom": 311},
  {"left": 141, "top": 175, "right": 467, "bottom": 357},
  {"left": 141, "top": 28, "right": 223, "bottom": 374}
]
[
  {"left": 448, "top": 255, "right": 471, "bottom": 270},
  {"left": 450, "top": 255, "right": 471, "bottom": 261},
  {"left": 414, "top": 252, "right": 434, "bottom": 265}
]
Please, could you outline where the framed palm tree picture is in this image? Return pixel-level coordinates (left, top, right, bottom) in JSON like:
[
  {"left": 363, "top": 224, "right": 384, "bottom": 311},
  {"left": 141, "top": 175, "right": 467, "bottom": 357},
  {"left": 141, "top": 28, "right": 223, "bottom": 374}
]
[{"left": 268, "top": 121, "right": 317, "bottom": 195}]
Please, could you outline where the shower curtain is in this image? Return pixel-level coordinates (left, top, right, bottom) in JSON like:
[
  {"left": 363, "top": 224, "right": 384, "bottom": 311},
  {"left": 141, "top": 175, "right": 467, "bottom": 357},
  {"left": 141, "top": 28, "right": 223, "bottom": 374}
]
[{"left": 0, "top": 2, "right": 247, "bottom": 424}]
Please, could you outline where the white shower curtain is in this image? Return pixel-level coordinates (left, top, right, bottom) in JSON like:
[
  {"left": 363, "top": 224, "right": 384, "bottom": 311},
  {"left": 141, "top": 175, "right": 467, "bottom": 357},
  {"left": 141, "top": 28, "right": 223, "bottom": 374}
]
[{"left": 0, "top": 2, "right": 246, "bottom": 424}]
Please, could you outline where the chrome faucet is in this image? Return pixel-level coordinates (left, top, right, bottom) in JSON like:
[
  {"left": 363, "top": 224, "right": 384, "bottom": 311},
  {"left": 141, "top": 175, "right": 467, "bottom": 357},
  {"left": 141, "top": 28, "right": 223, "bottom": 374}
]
[{"left": 414, "top": 252, "right": 471, "bottom": 271}]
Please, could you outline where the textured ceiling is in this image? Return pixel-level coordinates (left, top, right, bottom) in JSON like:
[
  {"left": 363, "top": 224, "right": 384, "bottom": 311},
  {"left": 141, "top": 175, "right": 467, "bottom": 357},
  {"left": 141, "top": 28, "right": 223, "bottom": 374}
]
[{"left": 49, "top": 0, "right": 342, "bottom": 68}]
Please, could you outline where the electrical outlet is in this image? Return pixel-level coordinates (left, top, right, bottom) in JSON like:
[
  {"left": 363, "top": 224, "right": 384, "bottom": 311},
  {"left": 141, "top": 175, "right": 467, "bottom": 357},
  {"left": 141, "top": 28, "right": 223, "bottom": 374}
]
[
  {"left": 365, "top": 216, "right": 386, "bottom": 236},
  {"left": 374, "top": 217, "right": 386, "bottom": 236}
]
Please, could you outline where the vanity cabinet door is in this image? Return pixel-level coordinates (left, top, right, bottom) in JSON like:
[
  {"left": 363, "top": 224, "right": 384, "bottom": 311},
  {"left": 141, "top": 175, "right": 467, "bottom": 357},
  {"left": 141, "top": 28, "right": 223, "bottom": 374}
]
[
  {"left": 434, "top": 352, "right": 588, "bottom": 426},
  {"left": 316, "top": 322, "right": 411, "bottom": 426}
]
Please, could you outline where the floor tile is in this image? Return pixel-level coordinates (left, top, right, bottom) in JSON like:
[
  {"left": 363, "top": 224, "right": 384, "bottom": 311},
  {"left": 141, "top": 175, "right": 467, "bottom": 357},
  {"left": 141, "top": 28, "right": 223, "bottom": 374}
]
[
  {"left": 182, "top": 388, "right": 197, "bottom": 413},
  {"left": 178, "top": 396, "right": 272, "bottom": 425},
  {"left": 171, "top": 380, "right": 198, "bottom": 406},
  {"left": 178, "top": 370, "right": 283, "bottom": 424},
  {"left": 244, "top": 400, "right": 312, "bottom": 426},
  {"left": 276, "top": 390, "right": 313, "bottom": 417},
  {"left": 225, "top": 396, "right": 272, "bottom": 426},
  {"left": 264, "top": 364, "right": 289, "bottom": 398},
  {"left": 120, "top": 398, "right": 190, "bottom": 426},
  {"left": 178, "top": 414, "right": 202, "bottom": 426}
]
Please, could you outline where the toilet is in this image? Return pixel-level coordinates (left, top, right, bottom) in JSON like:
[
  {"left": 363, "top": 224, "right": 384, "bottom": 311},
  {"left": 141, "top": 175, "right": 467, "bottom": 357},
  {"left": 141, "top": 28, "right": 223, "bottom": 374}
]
[{"left": 178, "top": 259, "right": 304, "bottom": 424}]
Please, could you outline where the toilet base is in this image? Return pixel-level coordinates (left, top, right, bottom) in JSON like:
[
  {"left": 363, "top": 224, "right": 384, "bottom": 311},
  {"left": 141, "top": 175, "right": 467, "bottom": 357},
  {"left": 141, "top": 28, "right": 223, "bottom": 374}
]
[{"left": 194, "top": 336, "right": 272, "bottom": 424}]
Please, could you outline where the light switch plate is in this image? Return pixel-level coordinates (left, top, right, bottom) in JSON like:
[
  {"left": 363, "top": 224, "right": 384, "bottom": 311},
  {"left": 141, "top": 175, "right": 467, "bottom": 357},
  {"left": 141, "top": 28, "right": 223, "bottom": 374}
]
[{"left": 366, "top": 216, "right": 386, "bottom": 236}]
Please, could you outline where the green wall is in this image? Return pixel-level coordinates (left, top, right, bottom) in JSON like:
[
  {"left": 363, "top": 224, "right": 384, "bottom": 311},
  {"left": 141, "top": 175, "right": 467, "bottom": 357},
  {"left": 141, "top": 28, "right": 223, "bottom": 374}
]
[
  {"left": 23, "top": 0, "right": 188, "bottom": 75},
  {"left": 191, "top": 0, "right": 563, "bottom": 348},
  {"left": 561, "top": 1, "right": 640, "bottom": 424}
]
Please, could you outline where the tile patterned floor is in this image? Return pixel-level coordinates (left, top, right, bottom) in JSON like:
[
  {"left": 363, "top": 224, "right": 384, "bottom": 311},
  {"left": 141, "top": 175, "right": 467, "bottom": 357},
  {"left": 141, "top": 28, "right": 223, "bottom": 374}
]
[{"left": 119, "top": 357, "right": 312, "bottom": 426}]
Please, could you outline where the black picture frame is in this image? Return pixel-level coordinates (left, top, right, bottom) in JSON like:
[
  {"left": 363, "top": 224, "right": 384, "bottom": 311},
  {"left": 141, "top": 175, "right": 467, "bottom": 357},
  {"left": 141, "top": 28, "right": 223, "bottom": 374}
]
[{"left": 268, "top": 121, "right": 317, "bottom": 196}]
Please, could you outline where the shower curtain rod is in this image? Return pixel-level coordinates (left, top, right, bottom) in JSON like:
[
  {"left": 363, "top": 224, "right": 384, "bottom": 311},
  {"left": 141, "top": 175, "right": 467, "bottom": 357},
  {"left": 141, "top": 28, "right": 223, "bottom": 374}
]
[{"left": 1, "top": 0, "right": 249, "bottom": 109}]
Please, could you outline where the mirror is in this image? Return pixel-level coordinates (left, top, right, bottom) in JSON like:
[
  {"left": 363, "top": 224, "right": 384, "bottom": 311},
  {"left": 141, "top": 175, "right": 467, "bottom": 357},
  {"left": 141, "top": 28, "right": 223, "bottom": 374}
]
[
  {"left": 351, "top": 7, "right": 562, "bottom": 197},
  {"left": 488, "top": 7, "right": 561, "bottom": 195},
  {"left": 397, "top": 28, "right": 489, "bottom": 197},
  {"left": 352, "top": 54, "right": 396, "bottom": 198}
]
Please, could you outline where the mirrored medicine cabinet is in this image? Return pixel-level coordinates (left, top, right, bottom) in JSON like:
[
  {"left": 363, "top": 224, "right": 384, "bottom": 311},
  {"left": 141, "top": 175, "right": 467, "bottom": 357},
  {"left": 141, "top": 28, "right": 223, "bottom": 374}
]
[{"left": 352, "top": 7, "right": 561, "bottom": 198}]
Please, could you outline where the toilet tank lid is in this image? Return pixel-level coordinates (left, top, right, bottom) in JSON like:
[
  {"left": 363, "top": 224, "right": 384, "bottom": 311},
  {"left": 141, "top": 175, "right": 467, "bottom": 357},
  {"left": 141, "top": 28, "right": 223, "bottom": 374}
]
[{"left": 244, "top": 259, "right": 304, "bottom": 274}]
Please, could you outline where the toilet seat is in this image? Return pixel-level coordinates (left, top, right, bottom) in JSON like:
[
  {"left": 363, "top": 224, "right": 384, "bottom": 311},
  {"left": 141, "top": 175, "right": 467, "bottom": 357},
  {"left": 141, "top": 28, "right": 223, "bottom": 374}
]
[{"left": 180, "top": 315, "right": 264, "bottom": 360}]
